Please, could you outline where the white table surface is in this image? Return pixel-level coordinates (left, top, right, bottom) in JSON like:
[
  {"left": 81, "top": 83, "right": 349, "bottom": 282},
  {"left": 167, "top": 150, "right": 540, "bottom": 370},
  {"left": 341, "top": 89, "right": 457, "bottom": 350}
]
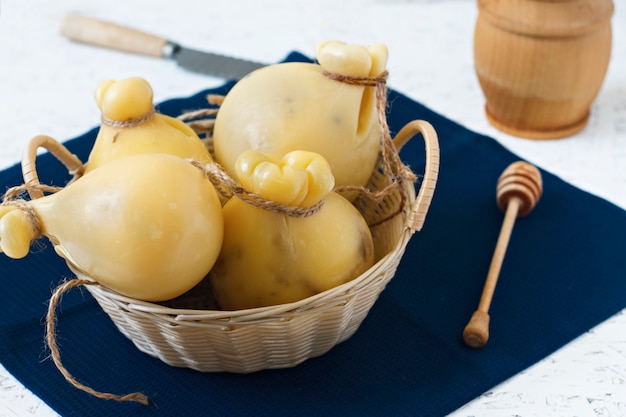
[{"left": 0, "top": 1, "right": 624, "bottom": 416}]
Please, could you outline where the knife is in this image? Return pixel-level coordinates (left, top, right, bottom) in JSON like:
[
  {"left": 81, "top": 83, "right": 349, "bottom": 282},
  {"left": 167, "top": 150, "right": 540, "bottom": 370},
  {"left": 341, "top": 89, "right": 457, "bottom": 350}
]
[{"left": 59, "top": 13, "right": 266, "bottom": 80}]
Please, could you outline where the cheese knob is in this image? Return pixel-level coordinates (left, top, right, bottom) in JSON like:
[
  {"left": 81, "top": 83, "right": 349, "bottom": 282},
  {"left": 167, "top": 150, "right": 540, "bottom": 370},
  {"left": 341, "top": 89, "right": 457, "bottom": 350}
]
[
  {"left": 236, "top": 150, "right": 335, "bottom": 208},
  {"left": 0, "top": 207, "right": 38, "bottom": 259},
  {"left": 95, "top": 77, "right": 154, "bottom": 122}
]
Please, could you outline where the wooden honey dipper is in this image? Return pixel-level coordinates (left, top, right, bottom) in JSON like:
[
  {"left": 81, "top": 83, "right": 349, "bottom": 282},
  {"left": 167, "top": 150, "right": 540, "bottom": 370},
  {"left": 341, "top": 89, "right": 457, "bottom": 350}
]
[{"left": 463, "top": 161, "right": 543, "bottom": 348}]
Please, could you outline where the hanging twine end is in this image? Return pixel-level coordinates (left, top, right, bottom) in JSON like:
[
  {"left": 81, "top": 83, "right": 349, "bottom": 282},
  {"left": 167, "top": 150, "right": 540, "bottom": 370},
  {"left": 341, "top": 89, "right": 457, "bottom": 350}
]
[{"left": 45, "top": 278, "right": 151, "bottom": 406}]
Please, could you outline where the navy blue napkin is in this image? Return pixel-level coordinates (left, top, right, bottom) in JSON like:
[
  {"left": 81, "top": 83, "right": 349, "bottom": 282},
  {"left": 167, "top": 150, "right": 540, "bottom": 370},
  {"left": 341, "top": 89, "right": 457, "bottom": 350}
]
[{"left": 1, "top": 52, "right": 625, "bottom": 417}]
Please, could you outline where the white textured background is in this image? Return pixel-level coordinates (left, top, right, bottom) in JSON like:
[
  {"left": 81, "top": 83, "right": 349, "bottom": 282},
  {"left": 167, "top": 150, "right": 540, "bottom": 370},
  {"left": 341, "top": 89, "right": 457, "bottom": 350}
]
[{"left": 0, "top": 1, "right": 624, "bottom": 416}]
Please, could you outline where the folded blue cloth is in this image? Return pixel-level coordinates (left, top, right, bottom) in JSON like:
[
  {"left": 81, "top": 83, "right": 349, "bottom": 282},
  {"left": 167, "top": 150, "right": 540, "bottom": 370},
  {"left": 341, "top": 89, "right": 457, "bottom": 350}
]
[{"left": 1, "top": 52, "right": 625, "bottom": 417}]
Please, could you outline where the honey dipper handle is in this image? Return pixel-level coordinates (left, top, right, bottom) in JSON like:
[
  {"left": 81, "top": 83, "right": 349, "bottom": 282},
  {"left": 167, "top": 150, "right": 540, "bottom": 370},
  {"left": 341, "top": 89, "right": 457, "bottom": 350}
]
[
  {"left": 478, "top": 196, "right": 520, "bottom": 313},
  {"left": 463, "top": 196, "right": 521, "bottom": 348}
]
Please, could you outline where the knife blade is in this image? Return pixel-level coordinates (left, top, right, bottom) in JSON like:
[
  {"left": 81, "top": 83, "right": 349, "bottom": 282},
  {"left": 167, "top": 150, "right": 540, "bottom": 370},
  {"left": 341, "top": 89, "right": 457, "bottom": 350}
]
[{"left": 59, "top": 13, "right": 266, "bottom": 80}]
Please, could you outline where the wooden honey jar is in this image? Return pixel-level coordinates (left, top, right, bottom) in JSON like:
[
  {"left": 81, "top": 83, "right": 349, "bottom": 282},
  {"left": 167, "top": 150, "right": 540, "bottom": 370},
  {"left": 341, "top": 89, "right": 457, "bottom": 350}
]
[{"left": 474, "top": 0, "right": 614, "bottom": 139}]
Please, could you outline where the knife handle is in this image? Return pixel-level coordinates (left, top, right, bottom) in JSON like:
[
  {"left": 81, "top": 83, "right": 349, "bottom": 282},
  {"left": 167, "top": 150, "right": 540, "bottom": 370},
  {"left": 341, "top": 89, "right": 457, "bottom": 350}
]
[{"left": 60, "top": 13, "right": 172, "bottom": 58}]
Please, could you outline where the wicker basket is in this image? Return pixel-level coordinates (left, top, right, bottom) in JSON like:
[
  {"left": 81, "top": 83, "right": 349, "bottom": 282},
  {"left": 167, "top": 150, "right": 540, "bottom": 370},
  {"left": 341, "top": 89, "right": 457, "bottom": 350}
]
[{"left": 24, "top": 119, "right": 439, "bottom": 374}]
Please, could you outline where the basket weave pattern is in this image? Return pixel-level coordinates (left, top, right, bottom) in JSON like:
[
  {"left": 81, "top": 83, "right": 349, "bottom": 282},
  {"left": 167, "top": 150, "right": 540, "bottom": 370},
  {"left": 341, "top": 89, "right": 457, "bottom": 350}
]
[{"left": 83, "top": 232, "right": 406, "bottom": 373}]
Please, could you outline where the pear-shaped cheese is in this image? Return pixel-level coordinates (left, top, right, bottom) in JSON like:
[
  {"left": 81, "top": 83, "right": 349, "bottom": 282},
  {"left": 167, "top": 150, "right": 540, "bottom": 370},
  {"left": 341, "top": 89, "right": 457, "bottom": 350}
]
[
  {"left": 213, "top": 41, "right": 388, "bottom": 190},
  {"left": 86, "top": 77, "right": 211, "bottom": 173},
  {"left": 210, "top": 150, "right": 374, "bottom": 310},
  {"left": 0, "top": 154, "right": 224, "bottom": 302}
]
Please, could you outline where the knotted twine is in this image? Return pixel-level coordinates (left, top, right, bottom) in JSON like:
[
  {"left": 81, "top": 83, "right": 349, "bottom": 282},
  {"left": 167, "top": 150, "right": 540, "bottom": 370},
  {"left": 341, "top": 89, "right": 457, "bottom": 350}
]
[
  {"left": 1, "top": 184, "right": 62, "bottom": 240},
  {"left": 45, "top": 279, "right": 151, "bottom": 405},
  {"left": 101, "top": 108, "right": 156, "bottom": 130},
  {"left": 324, "top": 69, "right": 416, "bottom": 205},
  {"left": 0, "top": 67, "right": 416, "bottom": 407}
]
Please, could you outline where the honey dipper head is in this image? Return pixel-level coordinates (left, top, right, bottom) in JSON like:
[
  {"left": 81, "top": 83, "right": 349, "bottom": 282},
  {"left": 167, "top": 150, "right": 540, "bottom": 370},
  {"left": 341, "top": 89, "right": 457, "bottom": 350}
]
[{"left": 496, "top": 161, "right": 543, "bottom": 217}]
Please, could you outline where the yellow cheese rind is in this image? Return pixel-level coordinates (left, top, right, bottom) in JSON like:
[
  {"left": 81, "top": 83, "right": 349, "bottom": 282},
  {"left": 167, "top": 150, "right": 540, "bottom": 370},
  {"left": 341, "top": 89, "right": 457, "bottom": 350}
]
[
  {"left": 210, "top": 192, "right": 374, "bottom": 310},
  {"left": 86, "top": 77, "right": 212, "bottom": 173},
  {"left": 86, "top": 115, "right": 211, "bottom": 173},
  {"left": 213, "top": 41, "right": 388, "bottom": 190},
  {"left": 30, "top": 154, "right": 224, "bottom": 302}
]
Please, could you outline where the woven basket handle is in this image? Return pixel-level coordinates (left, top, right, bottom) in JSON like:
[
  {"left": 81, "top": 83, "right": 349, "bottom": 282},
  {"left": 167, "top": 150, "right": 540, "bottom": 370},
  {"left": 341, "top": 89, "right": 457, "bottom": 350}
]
[
  {"left": 21, "top": 135, "right": 85, "bottom": 200},
  {"left": 392, "top": 120, "right": 440, "bottom": 232}
]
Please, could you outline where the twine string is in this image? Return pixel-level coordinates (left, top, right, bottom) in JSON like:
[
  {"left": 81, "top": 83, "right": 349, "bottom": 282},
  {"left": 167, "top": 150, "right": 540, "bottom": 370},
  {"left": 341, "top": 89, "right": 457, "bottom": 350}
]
[
  {"left": 177, "top": 107, "right": 219, "bottom": 122},
  {"left": 2, "top": 183, "right": 62, "bottom": 202},
  {"left": 177, "top": 95, "right": 225, "bottom": 142},
  {"left": 1, "top": 183, "right": 64, "bottom": 239},
  {"left": 101, "top": 108, "right": 156, "bottom": 129},
  {"left": 45, "top": 278, "right": 150, "bottom": 406},
  {"left": 323, "top": 70, "right": 416, "bottom": 205},
  {"left": 189, "top": 160, "right": 324, "bottom": 218}
]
